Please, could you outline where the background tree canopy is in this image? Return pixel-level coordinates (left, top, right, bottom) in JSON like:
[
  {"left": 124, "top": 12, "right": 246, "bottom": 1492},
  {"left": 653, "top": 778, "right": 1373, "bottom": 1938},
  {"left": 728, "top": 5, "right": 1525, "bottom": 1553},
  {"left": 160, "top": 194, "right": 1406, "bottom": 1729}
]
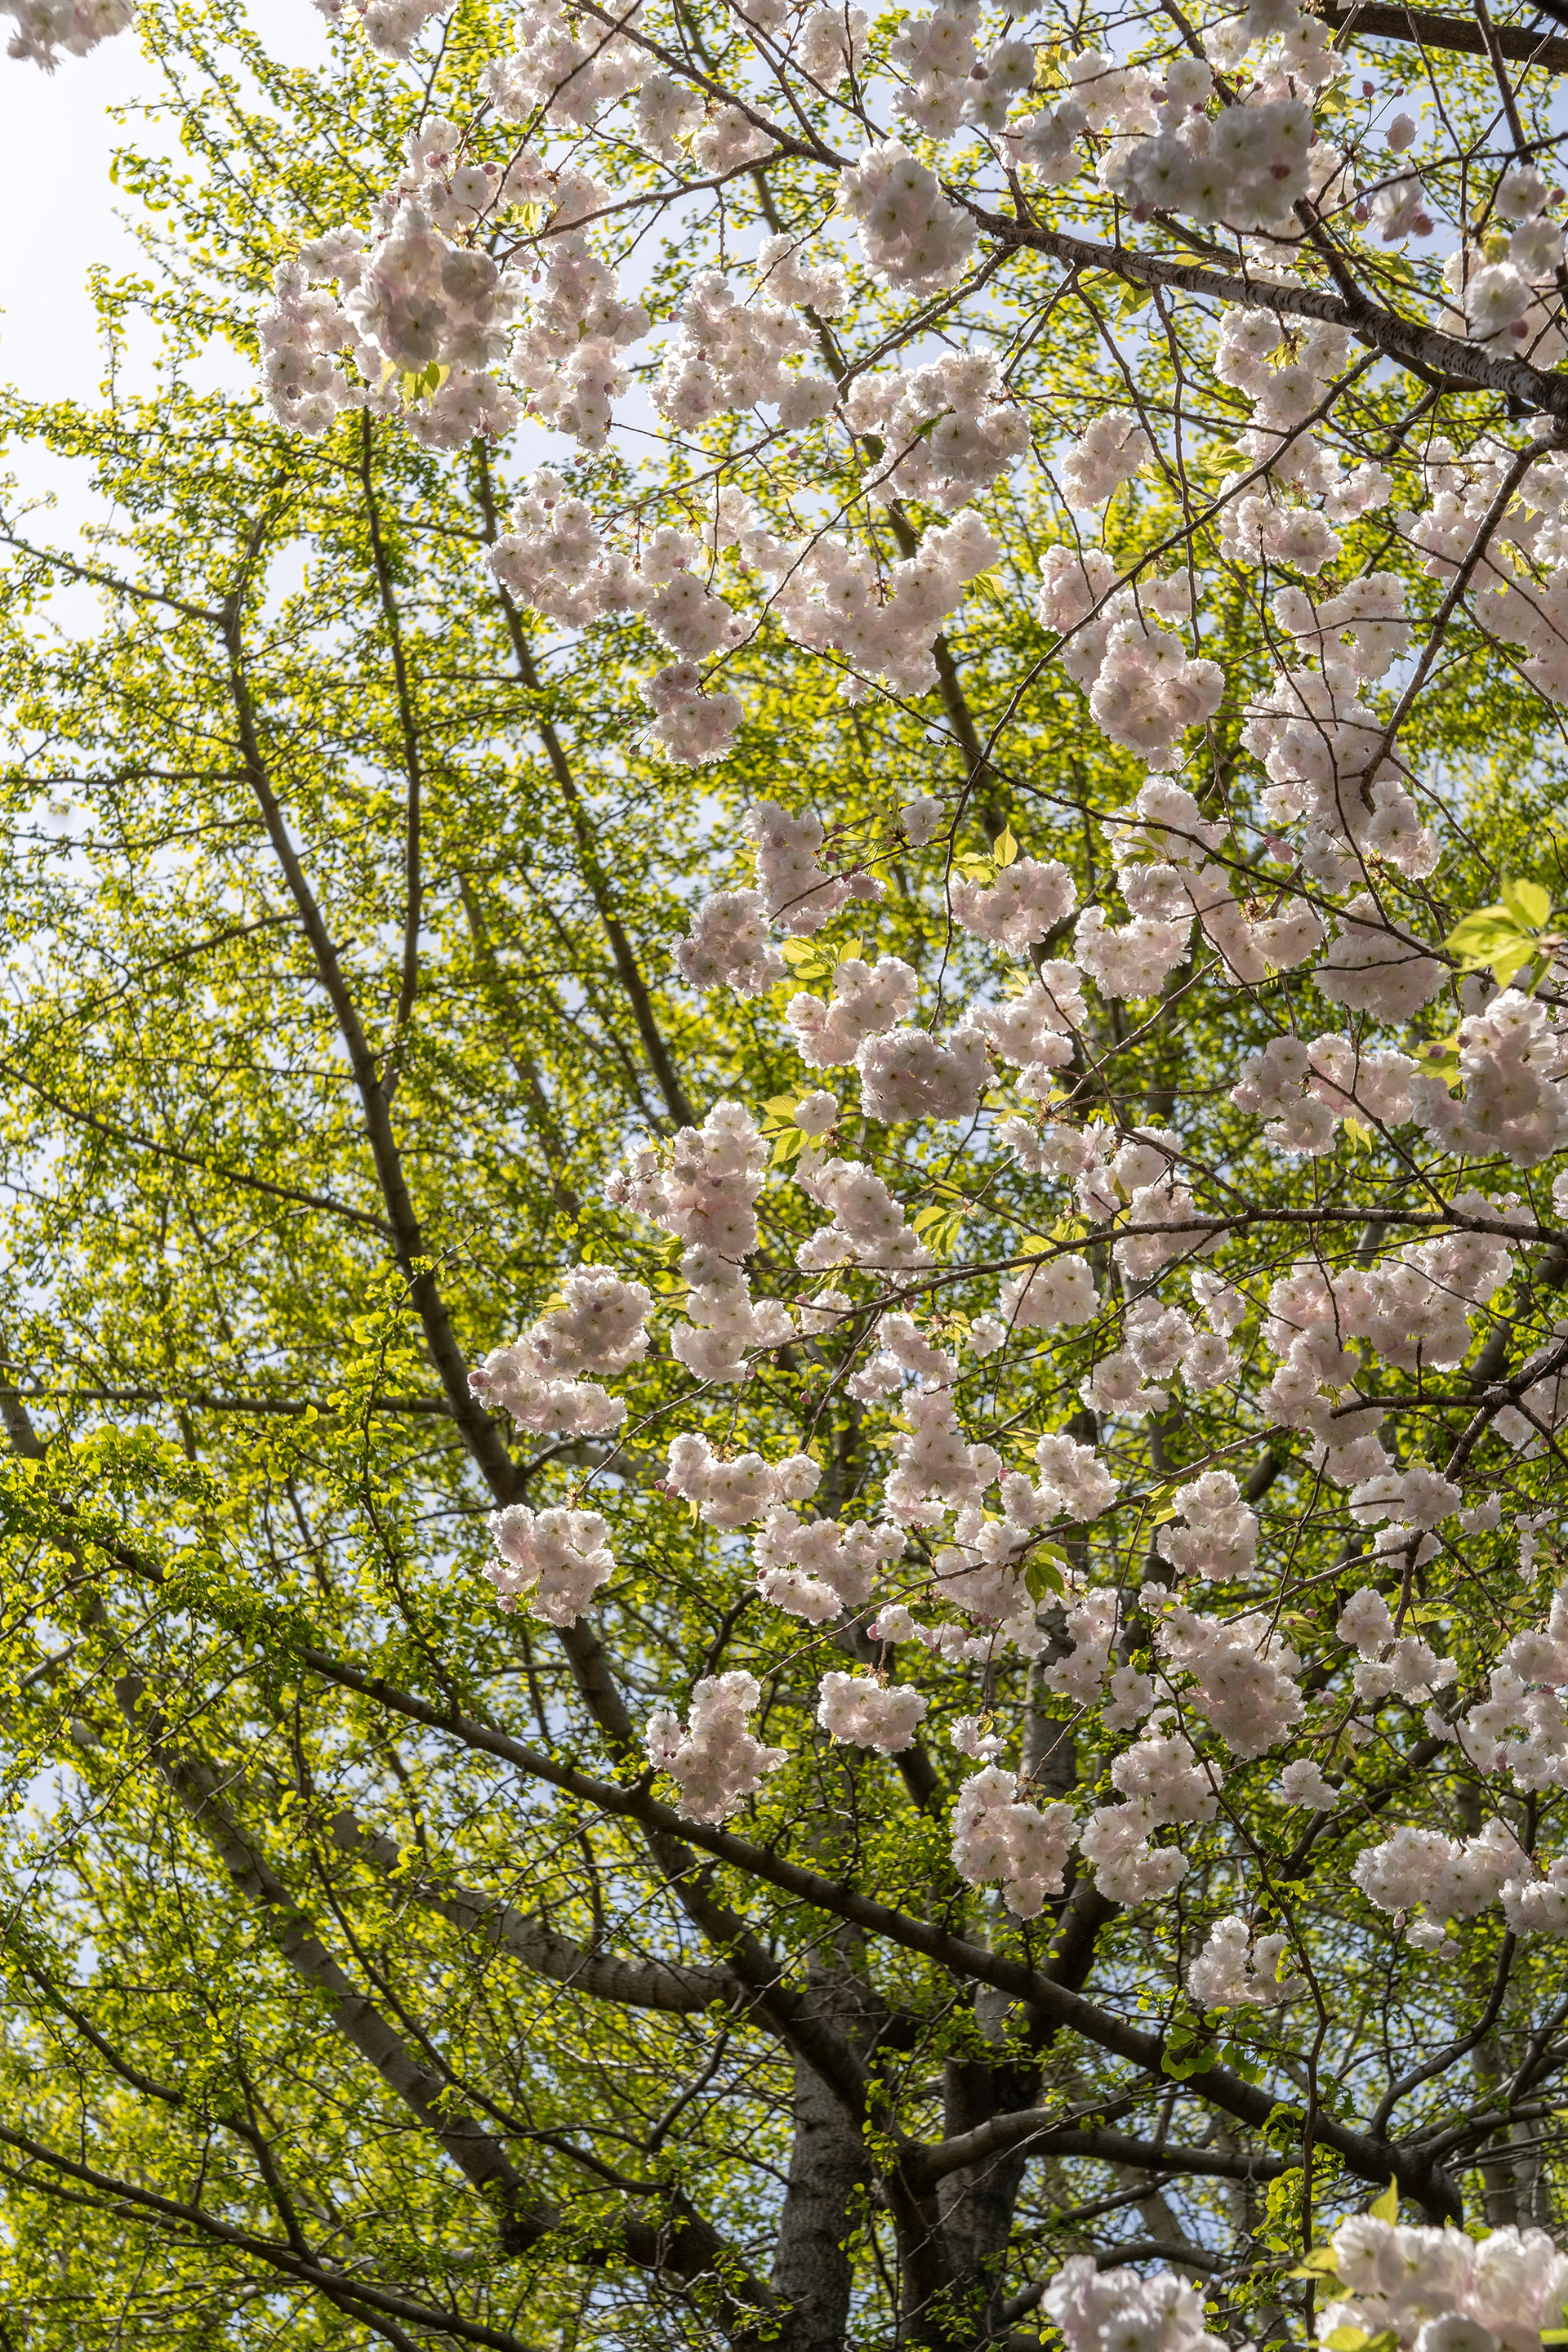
[{"left": 7, "top": 2, "right": 1568, "bottom": 2349}]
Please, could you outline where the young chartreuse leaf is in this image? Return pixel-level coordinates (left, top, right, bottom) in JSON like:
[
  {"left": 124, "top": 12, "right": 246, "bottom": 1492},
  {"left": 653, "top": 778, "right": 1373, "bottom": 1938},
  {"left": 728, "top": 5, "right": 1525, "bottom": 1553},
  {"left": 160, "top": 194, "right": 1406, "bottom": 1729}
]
[
  {"left": 1445, "top": 879, "right": 1555, "bottom": 987},
  {"left": 1289, "top": 2245, "right": 1343, "bottom": 2281},
  {"left": 1412, "top": 1033, "right": 1461, "bottom": 1085},
  {"left": 992, "top": 824, "right": 1018, "bottom": 868},
  {"left": 1500, "top": 876, "right": 1552, "bottom": 930},
  {"left": 1370, "top": 2178, "right": 1400, "bottom": 2223}
]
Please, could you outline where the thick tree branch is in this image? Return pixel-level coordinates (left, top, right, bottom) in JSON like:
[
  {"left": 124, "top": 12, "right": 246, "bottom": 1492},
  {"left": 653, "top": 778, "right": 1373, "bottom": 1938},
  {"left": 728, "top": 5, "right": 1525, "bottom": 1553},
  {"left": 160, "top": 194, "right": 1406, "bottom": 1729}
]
[
  {"left": 1320, "top": 0, "right": 1568, "bottom": 68},
  {"left": 961, "top": 199, "right": 1568, "bottom": 417},
  {"left": 328, "top": 1806, "right": 755, "bottom": 2018},
  {"left": 356, "top": 410, "right": 428, "bottom": 1085},
  {"left": 289, "top": 1633, "right": 1464, "bottom": 2221},
  {"left": 911, "top": 2118, "right": 1287, "bottom": 2191}
]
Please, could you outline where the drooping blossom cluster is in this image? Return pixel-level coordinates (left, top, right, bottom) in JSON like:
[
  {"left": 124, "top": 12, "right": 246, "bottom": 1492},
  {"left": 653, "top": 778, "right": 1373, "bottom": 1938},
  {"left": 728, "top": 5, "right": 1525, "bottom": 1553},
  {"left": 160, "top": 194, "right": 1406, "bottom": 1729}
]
[
  {"left": 817, "top": 1669, "right": 929, "bottom": 1752},
  {"left": 950, "top": 1764, "right": 1072, "bottom": 1917},
  {"left": 1080, "top": 1726, "right": 1217, "bottom": 1904},
  {"left": 488, "top": 1504, "right": 617, "bottom": 1624},
  {"left": 470, "top": 1267, "right": 649, "bottom": 1438},
  {"left": 3, "top": 0, "right": 132, "bottom": 64},
  {"left": 607, "top": 1102, "right": 791, "bottom": 1383},
  {"left": 1187, "top": 1913, "right": 1302, "bottom": 2008},
  {"left": 646, "top": 1671, "right": 786, "bottom": 1822}
]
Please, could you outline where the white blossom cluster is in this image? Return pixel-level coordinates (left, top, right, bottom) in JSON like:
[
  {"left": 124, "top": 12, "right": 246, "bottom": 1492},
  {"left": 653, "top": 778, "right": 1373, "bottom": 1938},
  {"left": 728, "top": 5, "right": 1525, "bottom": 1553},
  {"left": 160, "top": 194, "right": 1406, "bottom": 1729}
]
[
  {"left": 788, "top": 956, "right": 920, "bottom": 1065},
  {"left": 1459, "top": 1584, "right": 1568, "bottom": 1800},
  {"left": 836, "top": 139, "right": 978, "bottom": 295},
  {"left": 313, "top": 0, "right": 453, "bottom": 57},
  {"left": 483, "top": 0, "right": 649, "bottom": 131},
  {"left": 752, "top": 1503, "right": 903, "bottom": 1621},
  {"left": 470, "top": 1267, "right": 648, "bottom": 1437},
  {"left": 646, "top": 1670, "right": 786, "bottom": 1822},
  {"left": 950, "top": 859, "right": 1076, "bottom": 957},
  {"left": 1233, "top": 1030, "right": 1419, "bottom": 1155},
  {"left": 844, "top": 353, "right": 1030, "bottom": 511},
  {"left": 655, "top": 269, "right": 835, "bottom": 432},
  {"left": 1353, "top": 1819, "right": 1529, "bottom": 1954},
  {"left": 1080, "top": 1726, "right": 1217, "bottom": 1904},
  {"left": 1147, "top": 1591, "right": 1304, "bottom": 1757},
  {"left": 1040, "top": 2227, "right": 1568, "bottom": 2352},
  {"left": 1042, "top": 1588, "right": 1152, "bottom": 1732},
  {"left": 1156, "top": 1471, "right": 1259, "bottom": 1582},
  {"left": 488, "top": 1504, "right": 617, "bottom": 1624},
  {"left": 817, "top": 1669, "right": 929, "bottom": 1751},
  {"left": 1042, "top": 2255, "right": 1227, "bottom": 2352},
  {"left": 665, "top": 1432, "right": 819, "bottom": 1528},
  {"left": 795, "top": 1153, "right": 932, "bottom": 1273},
  {"left": 1316, "top": 2214, "right": 1568, "bottom": 2348},
  {"left": 1187, "top": 1913, "right": 1302, "bottom": 2008},
  {"left": 607, "top": 1102, "right": 792, "bottom": 1382},
  {"left": 3, "top": 0, "right": 130, "bottom": 58},
  {"left": 950, "top": 1764, "right": 1072, "bottom": 1917}
]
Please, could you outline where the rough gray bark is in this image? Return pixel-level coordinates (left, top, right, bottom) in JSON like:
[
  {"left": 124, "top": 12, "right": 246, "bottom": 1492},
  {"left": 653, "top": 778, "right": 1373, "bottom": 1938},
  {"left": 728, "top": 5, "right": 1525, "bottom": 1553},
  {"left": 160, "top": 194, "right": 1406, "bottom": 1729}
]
[
  {"left": 937, "top": 2047, "right": 1037, "bottom": 2338},
  {"left": 769, "top": 1965, "right": 879, "bottom": 2352}
]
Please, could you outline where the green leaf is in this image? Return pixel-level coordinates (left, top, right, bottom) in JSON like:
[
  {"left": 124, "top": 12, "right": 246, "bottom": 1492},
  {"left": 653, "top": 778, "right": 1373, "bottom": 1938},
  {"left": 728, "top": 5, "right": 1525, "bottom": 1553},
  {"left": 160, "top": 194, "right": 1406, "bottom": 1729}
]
[
  {"left": 1500, "top": 876, "right": 1552, "bottom": 930},
  {"left": 1160, "top": 2042, "right": 1213, "bottom": 2080},
  {"left": 1412, "top": 1033, "right": 1461, "bottom": 1084},
  {"left": 764, "top": 1094, "right": 800, "bottom": 1117},
  {"left": 1445, "top": 906, "right": 1528, "bottom": 956},
  {"left": 1023, "top": 1556, "right": 1064, "bottom": 1601},
  {"left": 771, "top": 1128, "right": 805, "bottom": 1165},
  {"left": 992, "top": 824, "right": 1018, "bottom": 868},
  {"left": 1118, "top": 280, "right": 1153, "bottom": 317},
  {"left": 1370, "top": 2178, "right": 1399, "bottom": 2223},
  {"left": 1444, "top": 904, "right": 1536, "bottom": 982}
]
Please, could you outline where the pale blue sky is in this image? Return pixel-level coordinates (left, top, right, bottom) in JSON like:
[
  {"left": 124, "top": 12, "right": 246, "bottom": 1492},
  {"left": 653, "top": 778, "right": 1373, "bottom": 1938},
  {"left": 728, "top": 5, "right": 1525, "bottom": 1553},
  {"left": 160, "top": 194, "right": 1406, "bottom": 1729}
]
[{"left": 1, "top": 9, "right": 341, "bottom": 405}]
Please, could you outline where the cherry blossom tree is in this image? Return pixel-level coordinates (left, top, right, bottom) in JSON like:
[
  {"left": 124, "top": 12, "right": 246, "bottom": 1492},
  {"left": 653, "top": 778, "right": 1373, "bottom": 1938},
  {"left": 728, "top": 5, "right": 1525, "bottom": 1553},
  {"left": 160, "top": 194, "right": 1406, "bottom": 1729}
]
[{"left": 7, "top": 0, "right": 1568, "bottom": 2344}]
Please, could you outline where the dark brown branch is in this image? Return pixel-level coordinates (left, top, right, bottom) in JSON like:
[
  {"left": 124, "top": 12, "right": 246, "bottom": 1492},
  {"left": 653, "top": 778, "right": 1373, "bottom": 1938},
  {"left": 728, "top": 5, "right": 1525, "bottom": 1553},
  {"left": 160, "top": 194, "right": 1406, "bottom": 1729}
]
[
  {"left": 470, "top": 445, "right": 697, "bottom": 1133},
  {"left": 1321, "top": 0, "right": 1568, "bottom": 68},
  {"left": 290, "top": 1633, "right": 1465, "bottom": 2222},
  {"left": 962, "top": 198, "right": 1568, "bottom": 418},
  {"left": 328, "top": 1807, "right": 755, "bottom": 2018},
  {"left": 911, "top": 2118, "right": 1288, "bottom": 2191},
  {"left": 357, "top": 410, "right": 427, "bottom": 1085}
]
